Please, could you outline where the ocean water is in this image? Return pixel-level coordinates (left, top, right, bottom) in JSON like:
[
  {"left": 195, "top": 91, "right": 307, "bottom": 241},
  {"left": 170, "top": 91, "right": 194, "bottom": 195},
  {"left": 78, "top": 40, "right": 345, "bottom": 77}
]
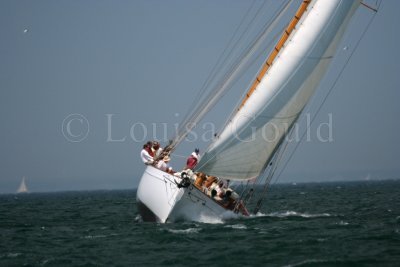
[{"left": 1, "top": 180, "right": 399, "bottom": 267}]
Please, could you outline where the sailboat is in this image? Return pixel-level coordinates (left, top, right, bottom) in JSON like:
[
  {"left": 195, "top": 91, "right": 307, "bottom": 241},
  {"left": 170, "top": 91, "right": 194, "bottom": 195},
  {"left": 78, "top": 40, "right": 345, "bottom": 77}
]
[
  {"left": 17, "top": 176, "right": 29, "bottom": 194},
  {"left": 137, "top": 0, "right": 365, "bottom": 223}
]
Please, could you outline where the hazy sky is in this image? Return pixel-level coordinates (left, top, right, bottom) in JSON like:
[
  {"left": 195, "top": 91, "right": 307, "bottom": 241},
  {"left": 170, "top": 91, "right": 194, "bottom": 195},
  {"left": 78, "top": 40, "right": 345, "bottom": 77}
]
[{"left": 1, "top": 0, "right": 399, "bottom": 193}]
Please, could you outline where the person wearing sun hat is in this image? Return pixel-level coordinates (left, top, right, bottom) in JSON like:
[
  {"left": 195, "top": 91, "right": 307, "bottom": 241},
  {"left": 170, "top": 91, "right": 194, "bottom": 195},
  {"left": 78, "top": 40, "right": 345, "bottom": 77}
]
[{"left": 157, "top": 155, "right": 174, "bottom": 173}]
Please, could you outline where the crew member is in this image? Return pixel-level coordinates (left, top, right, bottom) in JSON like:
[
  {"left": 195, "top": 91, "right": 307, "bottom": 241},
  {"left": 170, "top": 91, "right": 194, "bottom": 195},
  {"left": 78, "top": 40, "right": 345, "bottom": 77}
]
[{"left": 185, "top": 148, "right": 200, "bottom": 169}]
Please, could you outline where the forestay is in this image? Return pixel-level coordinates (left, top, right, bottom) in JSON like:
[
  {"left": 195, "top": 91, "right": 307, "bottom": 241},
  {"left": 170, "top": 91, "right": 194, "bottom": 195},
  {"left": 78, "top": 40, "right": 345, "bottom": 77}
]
[
  {"left": 197, "top": 0, "right": 360, "bottom": 180},
  {"left": 168, "top": 1, "right": 293, "bottom": 151}
]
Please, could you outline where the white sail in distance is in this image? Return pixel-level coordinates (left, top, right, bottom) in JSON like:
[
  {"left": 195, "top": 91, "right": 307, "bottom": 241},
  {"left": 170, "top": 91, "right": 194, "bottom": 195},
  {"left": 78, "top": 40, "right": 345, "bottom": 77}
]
[
  {"left": 197, "top": 0, "right": 360, "bottom": 180},
  {"left": 17, "top": 176, "right": 28, "bottom": 193}
]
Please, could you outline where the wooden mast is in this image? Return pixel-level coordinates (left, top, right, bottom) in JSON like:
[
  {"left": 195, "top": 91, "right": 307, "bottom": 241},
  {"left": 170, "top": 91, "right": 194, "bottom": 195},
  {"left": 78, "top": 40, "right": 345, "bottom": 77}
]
[{"left": 239, "top": 0, "right": 312, "bottom": 109}]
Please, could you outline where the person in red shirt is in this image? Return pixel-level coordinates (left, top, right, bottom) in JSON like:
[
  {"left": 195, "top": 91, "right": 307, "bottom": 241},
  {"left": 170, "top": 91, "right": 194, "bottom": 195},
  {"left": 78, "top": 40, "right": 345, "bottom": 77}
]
[{"left": 185, "top": 148, "right": 200, "bottom": 170}]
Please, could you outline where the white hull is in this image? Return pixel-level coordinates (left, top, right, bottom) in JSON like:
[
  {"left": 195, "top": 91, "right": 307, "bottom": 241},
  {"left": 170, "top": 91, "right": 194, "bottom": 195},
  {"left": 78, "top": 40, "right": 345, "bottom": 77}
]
[
  {"left": 168, "top": 184, "right": 240, "bottom": 223},
  {"left": 136, "top": 166, "right": 242, "bottom": 223}
]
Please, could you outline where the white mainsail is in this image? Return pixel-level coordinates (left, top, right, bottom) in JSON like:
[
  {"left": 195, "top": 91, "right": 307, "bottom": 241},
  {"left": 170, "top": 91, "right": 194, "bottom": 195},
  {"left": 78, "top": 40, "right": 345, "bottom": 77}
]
[
  {"left": 137, "top": 0, "right": 364, "bottom": 223},
  {"left": 17, "top": 176, "right": 28, "bottom": 193},
  {"left": 197, "top": 0, "right": 360, "bottom": 180}
]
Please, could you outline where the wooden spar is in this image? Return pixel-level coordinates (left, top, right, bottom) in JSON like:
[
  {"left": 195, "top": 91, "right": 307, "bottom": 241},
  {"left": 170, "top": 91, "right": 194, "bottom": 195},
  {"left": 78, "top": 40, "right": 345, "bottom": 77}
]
[{"left": 239, "top": 0, "right": 312, "bottom": 109}]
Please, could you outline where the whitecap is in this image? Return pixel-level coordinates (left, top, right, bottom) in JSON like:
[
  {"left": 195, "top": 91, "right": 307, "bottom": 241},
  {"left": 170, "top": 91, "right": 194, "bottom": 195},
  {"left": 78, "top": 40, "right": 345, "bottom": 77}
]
[
  {"left": 84, "top": 233, "right": 119, "bottom": 239},
  {"left": 196, "top": 214, "right": 224, "bottom": 224},
  {"left": 134, "top": 214, "right": 143, "bottom": 223},
  {"left": 250, "top": 211, "right": 267, "bottom": 218},
  {"left": 303, "top": 213, "right": 331, "bottom": 218},
  {"left": 283, "top": 259, "right": 327, "bottom": 267},
  {"left": 167, "top": 228, "right": 200, "bottom": 234},
  {"left": 224, "top": 224, "right": 247, "bottom": 230},
  {"left": 193, "top": 210, "right": 240, "bottom": 224},
  {"left": 40, "top": 257, "right": 54, "bottom": 266},
  {"left": 6, "top": 252, "right": 21, "bottom": 258},
  {"left": 267, "top": 211, "right": 332, "bottom": 218},
  {"left": 83, "top": 234, "right": 107, "bottom": 239}
]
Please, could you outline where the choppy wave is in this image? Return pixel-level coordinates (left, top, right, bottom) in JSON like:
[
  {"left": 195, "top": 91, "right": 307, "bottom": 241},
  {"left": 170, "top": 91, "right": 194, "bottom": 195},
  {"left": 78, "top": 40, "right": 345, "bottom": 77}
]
[
  {"left": 283, "top": 259, "right": 328, "bottom": 267},
  {"left": 166, "top": 228, "right": 200, "bottom": 234},
  {"left": 224, "top": 224, "right": 247, "bottom": 230},
  {"left": 134, "top": 214, "right": 143, "bottom": 222},
  {"left": 266, "top": 211, "right": 333, "bottom": 218},
  {"left": 40, "top": 257, "right": 54, "bottom": 266},
  {"left": 244, "top": 211, "right": 333, "bottom": 220},
  {"left": 0, "top": 253, "right": 21, "bottom": 259},
  {"left": 83, "top": 234, "right": 108, "bottom": 239},
  {"left": 1, "top": 180, "right": 399, "bottom": 266},
  {"left": 82, "top": 233, "right": 119, "bottom": 239}
]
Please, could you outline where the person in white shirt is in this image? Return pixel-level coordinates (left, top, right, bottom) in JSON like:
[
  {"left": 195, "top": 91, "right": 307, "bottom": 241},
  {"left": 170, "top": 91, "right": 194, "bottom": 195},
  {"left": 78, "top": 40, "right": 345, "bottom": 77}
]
[{"left": 140, "top": 143, "right": 153, "bottom": 164}]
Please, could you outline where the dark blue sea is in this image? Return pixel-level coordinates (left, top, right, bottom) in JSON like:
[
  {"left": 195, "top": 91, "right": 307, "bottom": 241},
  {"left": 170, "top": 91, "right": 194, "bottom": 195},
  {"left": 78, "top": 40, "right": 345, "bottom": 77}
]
[{"left": 1, "top": 180, "right": 399, "bottom": 266}]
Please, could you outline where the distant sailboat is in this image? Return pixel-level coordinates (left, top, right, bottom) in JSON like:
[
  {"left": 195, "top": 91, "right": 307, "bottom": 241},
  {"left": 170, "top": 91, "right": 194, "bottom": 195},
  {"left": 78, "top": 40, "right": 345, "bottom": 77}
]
[{"left": 17, "top": 177, "right": 29, "bottom": 193}]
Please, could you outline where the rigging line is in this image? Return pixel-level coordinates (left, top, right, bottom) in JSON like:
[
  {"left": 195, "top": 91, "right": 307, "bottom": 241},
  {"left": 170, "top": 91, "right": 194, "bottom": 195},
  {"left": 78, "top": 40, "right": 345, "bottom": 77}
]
[
  {"left": 237, "top": 180, "right": 250, "bottom": 203},
  {"left": 213, "top": 0, "right": 296, "bottom": 138},
  {"left": 271, "top": 5, "right": 379, "bottom": 186},
  {"left": 360, "top": 2, "right": 378, "bottom": 12},
  {"left": 171, "top": 0, "right": 293, "bottom": 150},
  {"left": 216, "top": 0, "right": 292, "bottom": 94},
  {"left": 254, "top": 150, "right": 283, "bottom": 213},
  {"left": 227, "top": 0, "right": 292, "bottom": 67},
  {"left": 253, "top": 114, "right": 299, "bottom": 214},
  {"left": 184, "top": 0, "right": 259, "bottom": 121},
  {"left": 190, "top": 3, "right": 292, "bottom": 161},
  {"left": 177, "top": 0, "right": 274, "bottom": 130},
  {"left": 218, "top": 0, "right": 289, "bottom": 84},
  {"left": 170, "top": 153, "right": 186, "bottom": 158},
  {"left": 203, "top": 0, "right": 270, "bottom": 91},
  {"left": 178, "top": 0, "right": 291, "bottom": 131},
  {"left": 255, "top": 122, "right": 297, "bottom": 186},
  {"left": 193, "top": 29, "right": 287, "bottom": 172}
]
